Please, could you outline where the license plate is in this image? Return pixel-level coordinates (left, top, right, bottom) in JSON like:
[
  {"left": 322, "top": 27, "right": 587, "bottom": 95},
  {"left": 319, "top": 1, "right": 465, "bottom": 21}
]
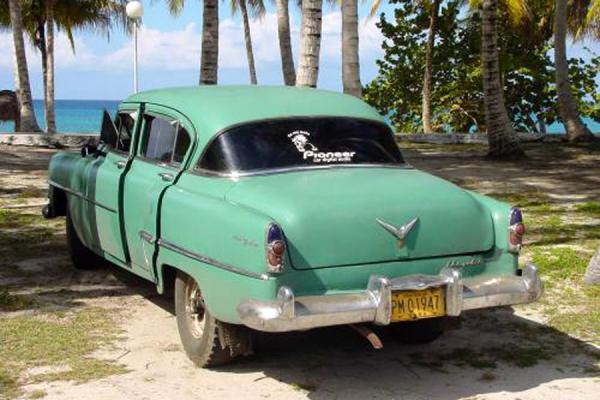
[{"left": 391, "top": 287, "right": 445, "bottom": 322}]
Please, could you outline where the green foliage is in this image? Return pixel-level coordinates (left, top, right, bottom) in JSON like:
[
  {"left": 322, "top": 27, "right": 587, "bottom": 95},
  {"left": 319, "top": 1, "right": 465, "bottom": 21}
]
[
  {"left": 532, "top": 247, "right": 588, "bottom": 280},
  {"left": 0, "top": 287, "right": 37, "bottom": 312},
  {"left": 364, "top": 0, "right": 600, "bottom": 133},
  {"left": 0, "top": 308, "right": 127, "bottom": 398},
  {"left": 575, "top": 201, "right": 600, "bottom": 216}
]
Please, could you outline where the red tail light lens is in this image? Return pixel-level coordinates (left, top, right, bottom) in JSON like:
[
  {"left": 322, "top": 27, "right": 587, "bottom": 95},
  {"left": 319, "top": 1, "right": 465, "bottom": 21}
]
[
  {"left": 508, "top": 208, "right": 525, "bottom": 252},
  {"left": 266, "top": 223, "right": 285, "bottom": 273}
]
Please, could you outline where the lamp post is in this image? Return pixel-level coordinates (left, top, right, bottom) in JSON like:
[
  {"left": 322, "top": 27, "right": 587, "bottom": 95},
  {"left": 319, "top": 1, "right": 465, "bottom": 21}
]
[{"left": 126, "top": 1, "right": 144, "bottom": 93}]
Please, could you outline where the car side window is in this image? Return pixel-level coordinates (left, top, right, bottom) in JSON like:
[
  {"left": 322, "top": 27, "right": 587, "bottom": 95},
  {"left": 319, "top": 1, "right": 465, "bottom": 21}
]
[
  {"left": 172, "top": 125, "right": 191, "bottom": 166},
  {"left": 114, "top": 112, "right": 135, "bottom": 153},
  {"left": 141, "top": 114, "right": 190, "bottom": 166}
]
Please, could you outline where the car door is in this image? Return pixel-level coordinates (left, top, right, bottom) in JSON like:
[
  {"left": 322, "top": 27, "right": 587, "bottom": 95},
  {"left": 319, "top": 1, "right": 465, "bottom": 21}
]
[
  {"left": 122, "top": 105, "right": 193, "bottom": 279},
  {"left": 93, "top": 106, "right": 141, "bottom": 263}
]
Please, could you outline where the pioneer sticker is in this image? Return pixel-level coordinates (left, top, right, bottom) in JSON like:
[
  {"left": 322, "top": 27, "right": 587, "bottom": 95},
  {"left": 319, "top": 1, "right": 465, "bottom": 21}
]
[{"left": 288, "top": 130, "right": 355, "bottom": 163}]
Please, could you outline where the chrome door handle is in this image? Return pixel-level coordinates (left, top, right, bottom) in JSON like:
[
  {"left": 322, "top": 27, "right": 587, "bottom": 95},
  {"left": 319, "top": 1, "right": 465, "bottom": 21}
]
[
  {"left": 115, "top": 160, "right": 126, "bottom": 169},
  {"left": 158, "top": 172, "right": 174, "bottom": 182}
]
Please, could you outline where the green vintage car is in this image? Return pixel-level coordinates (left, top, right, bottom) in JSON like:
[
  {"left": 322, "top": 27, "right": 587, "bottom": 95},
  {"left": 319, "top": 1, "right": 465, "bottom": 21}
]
[{"left": 45, "top": 86, "right": 542, "bottom": 366}]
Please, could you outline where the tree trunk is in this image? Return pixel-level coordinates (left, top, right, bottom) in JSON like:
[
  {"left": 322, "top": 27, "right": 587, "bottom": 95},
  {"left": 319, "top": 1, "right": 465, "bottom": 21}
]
[
  {"left": 584, "top": 248, "right": 600, "bottom": 286},
  {"left": 553, "top": 0, "right": 595, "bottom": 142},
  {"left": 296, "top": 0, "right": 323, "bottom": 87},
  {"left": 538, "top": 113, "right": 547, "bottom": 134},
  {"left": 239, "top": 0, "right": 257, "bottom": 84},
  {"left": 34, "top": 17, "right": 47, "bottom": 125},
  {"left": 8, "top": 0, "right": 41, "bottom": 132},
  {"left": 342, "top": 0, "right": 361, "bottom": 97},
  {"left": 45, "top": 2, "right": 57, "bottom": 133},
  {"left": 422, "top": 0, "right": 440, "bottom": 133},
  {"left": 200, "top": 0, "right": 219, "bottom": 84},
  {"left": 276, "top": 0, "right": 295, "bottom": 86},
  {"left": 481, "top": 0, "right": 524, "bottom": 159}
]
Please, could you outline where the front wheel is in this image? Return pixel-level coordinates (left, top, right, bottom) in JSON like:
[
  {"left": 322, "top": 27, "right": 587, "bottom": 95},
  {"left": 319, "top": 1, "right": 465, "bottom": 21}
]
[{"left": 174, "top": 271, "right": 251, "bottom": 367}]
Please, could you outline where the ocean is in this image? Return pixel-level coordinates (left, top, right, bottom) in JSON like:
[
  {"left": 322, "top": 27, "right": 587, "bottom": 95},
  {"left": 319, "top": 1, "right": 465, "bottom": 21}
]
[
  {"left": 0, "top": 99, "right": 599, "bottom": 134},
  {"left": 0, "top": 99, "right": 119, "bottom": 133}
]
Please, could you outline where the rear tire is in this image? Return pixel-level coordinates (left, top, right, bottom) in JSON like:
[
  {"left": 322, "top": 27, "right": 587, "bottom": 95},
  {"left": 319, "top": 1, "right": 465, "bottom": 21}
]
[
  {"left": 391, "top": 317, "right": 445, "bottom": 344},
  {"left": 65, "top": 208, "right": 101, "bottom": 270},
  {"left": 175, "top": 271, "right": 251, "bottom": 367}
]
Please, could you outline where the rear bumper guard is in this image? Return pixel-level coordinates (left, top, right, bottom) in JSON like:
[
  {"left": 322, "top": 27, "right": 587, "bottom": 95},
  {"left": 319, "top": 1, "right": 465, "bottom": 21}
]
[{"left": 237, "top": 264, "right": 543, "bottom": 332}]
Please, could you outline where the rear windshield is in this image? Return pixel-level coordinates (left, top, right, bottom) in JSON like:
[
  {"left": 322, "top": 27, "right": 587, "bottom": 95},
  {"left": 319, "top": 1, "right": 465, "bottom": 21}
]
[{"left": 198, "top": 117, "right": 404, "bottom": 174}]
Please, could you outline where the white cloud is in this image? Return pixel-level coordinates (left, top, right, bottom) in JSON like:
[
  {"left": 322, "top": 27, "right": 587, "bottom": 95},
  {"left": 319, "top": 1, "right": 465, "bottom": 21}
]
[{"left": 0, "top": 11, "right": 383, "bottom": 74}]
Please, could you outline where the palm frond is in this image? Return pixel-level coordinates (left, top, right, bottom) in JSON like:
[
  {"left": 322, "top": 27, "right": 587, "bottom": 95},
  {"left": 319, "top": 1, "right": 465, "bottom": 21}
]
[{"left": 369, "top": 0, "right": 382, "bottom": 18}]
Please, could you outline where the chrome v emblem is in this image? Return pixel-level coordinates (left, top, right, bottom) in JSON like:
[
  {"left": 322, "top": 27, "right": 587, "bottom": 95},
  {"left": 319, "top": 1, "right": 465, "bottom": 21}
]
[{"left": 376, "top": 217, "right": 419, "bottom": 248}]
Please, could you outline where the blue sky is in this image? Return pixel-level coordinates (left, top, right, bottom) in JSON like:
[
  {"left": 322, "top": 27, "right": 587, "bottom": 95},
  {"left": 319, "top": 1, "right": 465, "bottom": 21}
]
[{"left": 0, "top": 0, "right": 598, "bottom": 100}]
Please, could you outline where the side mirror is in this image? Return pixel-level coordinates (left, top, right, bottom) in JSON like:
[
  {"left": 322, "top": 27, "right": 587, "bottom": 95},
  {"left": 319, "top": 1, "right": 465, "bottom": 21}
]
[{"left": 81, "top": 144, "right": 98, "bottom": 157}]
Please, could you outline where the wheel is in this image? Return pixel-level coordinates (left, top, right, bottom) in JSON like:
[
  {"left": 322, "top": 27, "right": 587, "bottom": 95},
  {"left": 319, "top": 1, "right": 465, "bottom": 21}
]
[
  {"left": 175, "top": 271, "right": 251, "bottom": 367},
  {"left": 42, "top": 204, "right": 53, "bottom": 219},
  {"left": 65, "top": 207, "right": 101, "bottom": 270},
  {"left": 391, "top": 317, "right": 446, "bottom": 344}
]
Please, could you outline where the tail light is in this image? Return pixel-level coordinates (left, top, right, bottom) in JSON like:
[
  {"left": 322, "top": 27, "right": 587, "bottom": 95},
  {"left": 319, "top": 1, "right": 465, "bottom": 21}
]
[
  {"left": 508, "top": 207, "right": 525, "bottom": 252},
  {"left": 266, "top": 223, "right": 286, "bottom": 273}
]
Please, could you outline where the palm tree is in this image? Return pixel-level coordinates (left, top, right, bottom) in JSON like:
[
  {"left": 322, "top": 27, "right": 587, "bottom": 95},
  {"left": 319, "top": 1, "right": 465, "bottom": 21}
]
[
  {"left": 2, "top": 0, "right": 127, "bottom": 133},
  {"left": 476, "top": 0, "right": 526, "bottom": 159},
  {"left": 276, "top": 0, "right": 295, "bottom": 85},
  {"left": 342, "top": 0, "right": 361, "bottom": 97},
  {"left": 230, "top": 0, "right": 265, "bottom": 84},
  {"left": 554, "top": 0, "right": 596, "bottom": 142},
  {"left": 7, "top": 0, "right": 41, "bottom": 132},
  {"left": 166, "top": 0, "right": 219, "bottom": 84},
  {"left": 45, "top": 0, "right": 56, "bottom": 133},
  {"left": 201, "top": 0, "right": 219, "bottom": 84},
  {"left": 422, "top": 0, "right": 441, "bottom": 133},
  {"left": 296, "top": 0, "right": 323, "bottom": 87}
]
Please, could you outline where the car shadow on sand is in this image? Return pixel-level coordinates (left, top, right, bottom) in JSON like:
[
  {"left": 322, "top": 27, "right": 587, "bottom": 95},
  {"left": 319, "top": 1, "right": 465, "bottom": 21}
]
[
  {"left": 229, "top": 311, "right": 600, "bottom": 399},
  {"left": 114, "top": 270, "right": 599, "bottom": 400},
  {"left": 6, "top": 259, "right": 599, "bottom": 400}
]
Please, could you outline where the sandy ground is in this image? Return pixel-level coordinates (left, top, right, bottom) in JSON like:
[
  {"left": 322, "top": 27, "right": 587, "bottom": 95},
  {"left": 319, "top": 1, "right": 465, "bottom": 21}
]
[{"left": 1, "top": 144, "right": 599, "bottom": 400}]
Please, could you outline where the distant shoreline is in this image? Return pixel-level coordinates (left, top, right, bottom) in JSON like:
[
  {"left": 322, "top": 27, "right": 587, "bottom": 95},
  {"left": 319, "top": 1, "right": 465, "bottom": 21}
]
[{"left": 1, "top": 98, "right": 599, "bottom": 135}]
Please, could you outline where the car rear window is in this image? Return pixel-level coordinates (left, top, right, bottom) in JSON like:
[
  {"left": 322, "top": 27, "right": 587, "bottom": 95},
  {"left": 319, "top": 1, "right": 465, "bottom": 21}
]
[{"left": 198, "top": 117, "right": 404, "bottom": 174}]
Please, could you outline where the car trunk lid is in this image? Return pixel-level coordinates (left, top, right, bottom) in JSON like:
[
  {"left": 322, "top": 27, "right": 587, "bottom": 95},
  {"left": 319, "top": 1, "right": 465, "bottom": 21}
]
[{"left": 225, "top": 167, "right": 494, "bottom": 269}]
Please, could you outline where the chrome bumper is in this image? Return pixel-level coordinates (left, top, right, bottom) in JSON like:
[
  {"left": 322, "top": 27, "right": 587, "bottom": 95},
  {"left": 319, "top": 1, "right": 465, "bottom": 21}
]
[{"left": 237, "top": 264, "right": 543, "bottom": 332}]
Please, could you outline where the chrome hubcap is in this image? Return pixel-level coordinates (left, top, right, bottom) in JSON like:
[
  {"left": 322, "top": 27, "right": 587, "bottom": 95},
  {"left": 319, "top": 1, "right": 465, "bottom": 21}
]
[{"left": 185, "top": 279, "right": 206, "bottom": 338}]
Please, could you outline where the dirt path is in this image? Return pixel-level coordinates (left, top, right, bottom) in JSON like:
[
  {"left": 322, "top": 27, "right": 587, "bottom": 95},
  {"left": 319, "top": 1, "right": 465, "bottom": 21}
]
[{"left": 1, "top": 144, "right": 599, "bottom": 400}]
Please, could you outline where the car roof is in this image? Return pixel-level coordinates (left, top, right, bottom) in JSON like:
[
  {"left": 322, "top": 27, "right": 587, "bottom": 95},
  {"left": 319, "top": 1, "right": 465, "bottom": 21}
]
[{"left": 123, "top": 85, "right": 385, "bottom": 150}]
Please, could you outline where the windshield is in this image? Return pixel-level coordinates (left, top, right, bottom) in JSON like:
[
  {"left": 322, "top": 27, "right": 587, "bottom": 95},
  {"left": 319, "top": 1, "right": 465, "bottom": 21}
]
[{"left": 198, "top": 117, "right": 404, "bottom": 174}]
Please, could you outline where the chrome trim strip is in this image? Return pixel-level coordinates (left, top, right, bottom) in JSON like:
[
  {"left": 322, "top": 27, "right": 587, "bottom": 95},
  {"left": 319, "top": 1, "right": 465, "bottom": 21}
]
[
  {"left": 157, "top": 238, "right": 270, "bottom": 281},
  {"left": 194, "top": 163, "right": 414, "bottom": 179},
  {"left": 237, "top": 264, "right": 543, "bottom": 332},
  {"left": 47, "top": 179, "right": 116, "bottom": 213},
  {"left": 139, "top": 230, "right": 155, "bottom": 244}
]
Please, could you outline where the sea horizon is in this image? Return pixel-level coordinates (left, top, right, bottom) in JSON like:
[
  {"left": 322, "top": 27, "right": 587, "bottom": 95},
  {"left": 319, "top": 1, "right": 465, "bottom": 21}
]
[{"left": 1, "top": 98, "right": 599, "bottom": 134}]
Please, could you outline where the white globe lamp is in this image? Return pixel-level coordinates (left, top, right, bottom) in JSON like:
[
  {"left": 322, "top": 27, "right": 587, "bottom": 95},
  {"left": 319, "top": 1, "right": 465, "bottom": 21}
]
[
  {"left": 126, "top": 1, "right": 144, "bottom": 93},
  {"left": 126, "top": 1, "right": 144, "bottom": 19}
]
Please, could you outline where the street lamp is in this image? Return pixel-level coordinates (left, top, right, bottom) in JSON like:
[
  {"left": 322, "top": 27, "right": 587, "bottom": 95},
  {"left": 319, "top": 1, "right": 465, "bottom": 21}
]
[{"left": 126, "top": 1, "right": 144, "bottom": 93}]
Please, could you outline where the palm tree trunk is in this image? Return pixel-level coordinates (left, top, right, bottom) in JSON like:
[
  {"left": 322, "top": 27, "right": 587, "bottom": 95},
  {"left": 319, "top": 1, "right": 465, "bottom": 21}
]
[
  {"left": 341, "top": 0, "right": 361, "bottom": 97},
  {"left": 296, "top": 0, "right": 323, "bottom": 87},
  {"left": 422, "top": 0, "right": 440, "bottom": 133},
  {"left": 554, "top": 0, "right": 594, "bottom": 142},
  {"left": 33, "top": 13, "right": 48, "bottom": 126},
  {"left": 200, "top": 0, "right": 219, "bottom": 84},
  {"left": 239, "top": 0, "right": 258, "bottom": 84},
  {"left": 481, "top": 0, "right": 524, "bottom": 159},
  {"left": 276, "top": 0, "right": 295, "bottom": 86},
  {"left": 45, "top": 1, "right": 57, "bottom": 133},
  {"left": 8, "top": 0, "right": 41, "bottom": 132}
]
